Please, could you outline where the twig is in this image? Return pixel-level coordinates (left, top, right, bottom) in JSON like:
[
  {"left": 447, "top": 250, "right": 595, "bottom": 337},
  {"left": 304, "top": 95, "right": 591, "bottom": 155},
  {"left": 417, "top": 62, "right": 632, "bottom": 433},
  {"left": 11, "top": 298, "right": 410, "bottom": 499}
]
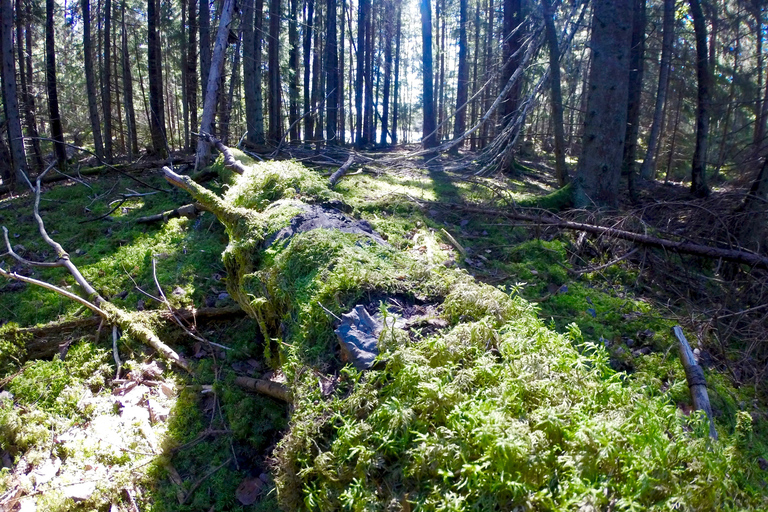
[
  {"left": 181, "top": 457, "right": 232, "bottom": 505},
  {"left": 0, "top": 267, "right": 107, "bottom": 317},
  {"left": 440, "top": 228, "right": 467, "bottom": 258},
  {"left": 328, "top": 154, "right": 356, "bottom": 187}
]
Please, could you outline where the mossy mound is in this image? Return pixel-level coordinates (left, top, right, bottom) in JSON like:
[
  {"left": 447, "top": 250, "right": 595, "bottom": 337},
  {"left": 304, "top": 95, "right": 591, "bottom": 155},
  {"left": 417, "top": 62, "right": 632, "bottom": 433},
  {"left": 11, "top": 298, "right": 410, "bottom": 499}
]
[{"left": 170, "top": 159, "right": 767, "bottom": 511}]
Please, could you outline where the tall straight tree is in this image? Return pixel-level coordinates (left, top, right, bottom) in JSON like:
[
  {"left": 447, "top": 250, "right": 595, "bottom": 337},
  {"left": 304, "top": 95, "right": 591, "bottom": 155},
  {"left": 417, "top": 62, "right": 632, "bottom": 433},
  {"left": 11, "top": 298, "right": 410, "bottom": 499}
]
[
  {"left": 640, "top": 0, "right": 674, "bottom": 179},
  {"left": 267, "top": 0, "right": 283, "bottom": 144},
  {"left": 325, "top": 0, "right": 339, "bottom": 143},
  {"left": 102, "top": 0, "right": 113, "bottom": 160},
  {"left": 623, "top": 0, "right": 645, "bottom": 199},
  {"left": 16, "top": 0, "right": 43, "bottom": 170},
  {"left": 355, "top": 0, "right": 369, "bottom": 146},
  {"left": 253, "top": 0, "right": 265, "bottom": 143},
  {"left": 1, "top": 0, "right": 28, "bottom": 186},
  {"left": 147, "top": 0, "right": 166, "bottom": 155},
  {"left": 542, "top": 0, "right": 567, "bottom": 187},
  {"left": 200, "top": 0, "right": 211, "bottom": 104},
  {"left": 421, "top": 0, "right": 437, "bottom": 148},
  {"left": 121, "top": 0, "right": 138, "bottom": 159},
  {"left": 82, "top": 0, "right": 105, "bottom": 159},
  {"left": 337, "top": 0, "right": 345, "bottom": 142},
  {"left": 499, "top": 0, "right": 523, "bottom": 124},
  {"left": 573, "top": 0, "right": 633, "bottom": 208},
  {"left": 243, "top": 0, "right": 259, "bottom": 143},
  {"left": 362, "top": 0, "right": 374, "bottom": 143},
  {"left": 196, "top": 0, "right": 236, "bottom": 167},
  {"left": 392, "top": 2, "right": 401, "bottom": 144},
  {"left": 689, "top": 0, "right": 710, "bottom": 197},
  {"left": 186, "top": 0, "right": 198, "bottom": 143},
  {"left": 288, "top": 0, "right": 300, "bottom": 141},
  {"left": 45, "top": 0, "right": 66, "bottom": 167},
  {"left": 304, "top": 0, "right": 316, "bottom": 142},
  {"left": 453, "top": 0, "right": 469, "bottom": 148},
  {"left": 380, "top": 0, "right": 393, "bottom": 145}
]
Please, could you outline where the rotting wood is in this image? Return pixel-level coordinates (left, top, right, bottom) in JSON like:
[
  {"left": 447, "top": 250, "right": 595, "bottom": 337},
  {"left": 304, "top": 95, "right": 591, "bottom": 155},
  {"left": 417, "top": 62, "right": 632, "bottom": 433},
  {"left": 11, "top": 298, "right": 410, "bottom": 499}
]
[
  {"left": 672, "top": 325, "right": 718, "bottom": 440},
  {"left": 234, "top": 375, "right": 292, "bottom": 402},
  {"left": 328, "top": 154, "right": 355, "bottom": 187}
]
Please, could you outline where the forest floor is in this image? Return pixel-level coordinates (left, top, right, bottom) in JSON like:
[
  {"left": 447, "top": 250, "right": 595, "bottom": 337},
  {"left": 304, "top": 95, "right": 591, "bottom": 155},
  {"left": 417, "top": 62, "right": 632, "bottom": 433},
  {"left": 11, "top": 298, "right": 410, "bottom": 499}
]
[{"left": 0, "top": 147, "right": 767, "bottom": 510}]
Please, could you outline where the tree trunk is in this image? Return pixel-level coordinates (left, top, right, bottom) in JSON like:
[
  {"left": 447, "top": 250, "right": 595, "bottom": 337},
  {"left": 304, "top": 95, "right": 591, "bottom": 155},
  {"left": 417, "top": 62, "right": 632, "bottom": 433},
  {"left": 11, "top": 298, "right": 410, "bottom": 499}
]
[
  {"left": 1, "top": 0, "right": 27, "bottom": 186},
  {"left": 180, "top": 0, "right": 189, "bottom": 150},
  {"left": 44, "top": 0, "right": 67, "bottom": 167},
  {"left": 187, "top": 0, "right": 198, "bottom": 144},
  {"left": 452, "top": 0, "right": 469, "bottom": 150},
  {"left": 354, "top": 0, "right": 368, "bottom": 146},
  {"left": 338, "top": 0, "right": 345, "bottom": 143},
  {"left": 689, "top": 0, "right": 710, "bottom": 198},
  {"left": 639, "top": 0, "right": 674, "bottom": 180},
  {"left": 751, "top": 5, "right": 764, "bottom": 148},
  {"left": 288, "top": 0, "right": 300, "bottom": 142},
  {"left": 311, "top": 5, "right": 323, "bottom": 142},
  {"left": 421, "top": 0, "right": 437, "bottom": 148},
  {"left": 362, "top": 3, "right": 373, "bottom": 145},
  {"left": 243, "top": 0, "right": 258, "bottom": 144},
  {"left": 220, "top": 30, "right": 241, "bottom": 145},
  {"left": 572, "top": 0, "right": 633, "bottom": 209},
  {"left": 469, "top": 0, "right": 479, "bottom": 151},
  {"left": 195, "top": 0, "right": 236, "bottom": 168},
  {"left": 200, "top": 0, "right": 211, "bottom": 105},
  {"left": 82, "top": 0, "right": 105, "bottom": 159},
  {"left": 480, "top": 0, "right": 495, "bottom": 149},
  {"left": 303, "top": 0, "right": 315, "bottom": 142},
  {"left": 623, "top": 0, "right": 645, "bottom": 200},
  {"left": 379, "top": 1, "right": 392, "bottom": 145},
  {"left": 16, "top": 0, "right": 43, "bottom": 171},
  {"left": 325, "top": 0, "right": 338, "bottom": 144},
  {"left": 102, "top": 0, "right": 113, "bottom": 161},
  {"left": 734, "top": 157, "right": 768, "bottom": 252},
  {"left": 542, "top": 0, "right": 567, "bottom": 187},
  {"left": 392, "top": 3, "right": 401, "bottom": 145},
  {"left": 499, "top": 0, "right": 522, "bottom": 126},
  {"left": 121, "top": 0, "right": 138, "bottom": 159},
  {"left": 267, "top": 0, "right": 283, "bottom": 144},
  {"left": 147, "top": 0, "right": 166, "bottom": 156}
]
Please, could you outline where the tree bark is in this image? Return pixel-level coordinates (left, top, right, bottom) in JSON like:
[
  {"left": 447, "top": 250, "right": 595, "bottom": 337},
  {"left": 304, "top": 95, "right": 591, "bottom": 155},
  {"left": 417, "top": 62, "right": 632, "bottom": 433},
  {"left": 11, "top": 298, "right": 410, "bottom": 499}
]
[
  {"left": 421, "top": 0, "right": 437, "bottom": 149},
  {"left": 379, "top": 1, "right": 392, "bottom": 145},
  {"left": 195, "top": 0, "right": 237, "bottom": 168},
  {"left": 243, "top": 0, "right": 258, "bottom": 144},
  {"left": 499, "top": 0, "right": 523, "bottom": 126},
  {"left": 325, "top": 0, "right": 339, "bottom": 144},
  {"left": 121, "top": 0, "right": 138, "bottom": 159},
  {"left": 44, "top": 0, "right": 67, "bottom": 167},
  {"left": 102, "top": 0, "right": 113, "bottom": 160},
  {"left": 186, "top": 0, "right": 198, "bottom": 145},
  {"left": 689, "top": 0, "right": 710, "bottom": 198},
  {"left": 1, "top": 0, "right": 28, "bottom": 187},
  {"left": 452, "top": 0, "right": 469, "bottom": 150},
  {"left": 288, "top": 0, "right": 301, "bottom": 142},
  {"left": 267, "top": 0, "right": 283, "bottom": 144},
  {"left": 623, "top": 0, "right": 645, "bottom": 200},
  {"left": 362, "top": 3, "right": 373, "bottom": 144},
  {"left": 639, "top": 0, "right": 674, "bottom": 180},
  {"left": 82, "top": 0, "right": 105, "bottom": 160},
  {"left": 147, "top": 0, "right": 166, "bottom": 156},
  {"left": 16, "top": 0, "right": 43, "bottom": 171},
  {"left": 200, "top": 0, "right": 211, "bottom": 106},
  {"left": 542, "top": 0, "right": 567, "bottom": 187},
  {"left": 338, "top": 0, "right": 346, "bottom": 143},
  {"left": 572, "top": 0, "right": 633, "bottom": 209},
  {"left": 354, "top": 0, "right": 368, "bottom": 146},
  {"left": 392, "top": 4, "right": 401, "bottom": 145}
]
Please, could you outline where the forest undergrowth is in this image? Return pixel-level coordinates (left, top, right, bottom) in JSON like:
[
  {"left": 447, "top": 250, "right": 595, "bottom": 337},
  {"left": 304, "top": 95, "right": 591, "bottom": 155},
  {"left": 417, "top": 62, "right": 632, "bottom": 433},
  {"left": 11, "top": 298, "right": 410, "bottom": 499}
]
[{"left": 0, "top": 148, "right": 767, "bottom": 511}]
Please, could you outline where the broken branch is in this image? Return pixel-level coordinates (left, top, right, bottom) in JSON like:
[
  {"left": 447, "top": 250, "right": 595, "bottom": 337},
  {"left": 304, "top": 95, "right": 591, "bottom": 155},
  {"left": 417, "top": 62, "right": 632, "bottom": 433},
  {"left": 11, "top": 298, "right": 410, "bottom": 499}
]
[{"left": 672, "top": 326, "right": 718, "bottom": 440}]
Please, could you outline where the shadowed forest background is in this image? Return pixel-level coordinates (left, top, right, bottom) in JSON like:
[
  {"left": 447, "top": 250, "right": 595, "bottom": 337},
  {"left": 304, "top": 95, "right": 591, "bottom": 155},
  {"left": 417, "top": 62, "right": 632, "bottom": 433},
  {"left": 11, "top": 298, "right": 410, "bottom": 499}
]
[{"left": 2, "top": 0, "right": 768, "bottom": 510}]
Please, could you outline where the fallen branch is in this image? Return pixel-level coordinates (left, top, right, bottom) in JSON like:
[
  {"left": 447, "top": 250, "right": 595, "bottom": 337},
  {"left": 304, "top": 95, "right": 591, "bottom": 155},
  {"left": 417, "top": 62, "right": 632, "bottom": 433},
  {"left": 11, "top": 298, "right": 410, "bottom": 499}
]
[
  {"left": 234, "top": 375, "right": 292, "bottom": 402},
  {"left": 196, "top": 132, "right": 249, "bottom": 174},
  {"left": 136, "top": 203, "right": 204, "bottom": 224},
  {"left": 672, "top": 326, "right": 718, "bottom": 440},
  {"left": 328, "top": 155, "right": 355, "bottom": 187}
]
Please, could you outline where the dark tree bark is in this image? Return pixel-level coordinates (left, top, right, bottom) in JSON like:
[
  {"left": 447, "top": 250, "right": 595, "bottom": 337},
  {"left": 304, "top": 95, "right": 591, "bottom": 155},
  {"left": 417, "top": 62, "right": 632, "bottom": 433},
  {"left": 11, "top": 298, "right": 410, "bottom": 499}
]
[
  {"left": 480, "top": 0, "right": 495, "bottom": 149},
  {"left": 16, "top": 0, "right": 43, "bottom": 171},
  {"left": 573, "top": 0, "right": 633, "bottom": 208},
  {"left": 379, "top": 0, "right": 392, "bottom": 145},
  {"left": 288, "top": 0, "right": 300, "bottom": 142},
  {"left": 435, "top": 0, "right": 444, "bottom": 142},
  {"left": 267, "top": 0, "right": 283, "bottom": 144},
  {"left": 121, "top": 0, "right": 138, "bottom": 159},
  {"left": 751, "top": 4, "right": 764, "bottom": 148},
  {"left": 354, "top": 0, "right": 368, "bottom": 146},
  {"left": 200, "top": 0, "right": 211, "bottom": 104},
  {"left": 623, "top": 0, "right": 645, "bottom": 199},
  {"left": 243, "top": 0, "right": 258, "bottom": 143},
  {"left": 147, "top": 0, "right": 166, "bottom": 156},
  {"left": 542, "top": 0, "right": 567, "bottom": 187},
  {"left": 469, "top": 0, "right": 480, "bottom": 151},
  {"left": 452, "top": 0, "right": 469, "bottom": 149},
  {"left": 734, "top": 157, "right": 768, "bottom": 252},
  {"left": 220, "top": 30, "right": 241, "bottom": 145},
  {"left": 102, "top": 0, "right": 113, "bottom": 160},
  {"left": 362, "top": 3, "right": 373, "bottom": 144},
  {"left": 254, "top": 0, "right": 265, "bottom": 144},
  {"left": 421, "top": 0, "right": 437, "bottom": 148},
  {"left": 186, "top": 0, "right": 198, "bottom": 143},
  {"left": 392, "top": 2, "right": 401, "bottom": 145},
  {"left": 338, "top": 0, "right": 345, "bottom": 143},
  {"left": 640, "top": 0, "right": 674, "bottom": 180},
  {"left": 196, "top": 0, "right": 236, "bottom": 167},
  {"left": 326, "top": 0, "right": 339, "bottom": 144},
  {"left": 499, "top": 0, "right": 522, "bottom": 124},
  {"left": 82, "top": 0, "right": 105, "bottom": 159},
  {"left": 303, "top": 0, "right": 315, "bottom": 142},
  {"left": 1, "top": 0, "right": 27, "bottom": 186},
  {"left": 689, "top": 0, "right": 710, "bottom": 198},
  {"left": 45, "top": 0, "right": 66, "bottom": 167}
]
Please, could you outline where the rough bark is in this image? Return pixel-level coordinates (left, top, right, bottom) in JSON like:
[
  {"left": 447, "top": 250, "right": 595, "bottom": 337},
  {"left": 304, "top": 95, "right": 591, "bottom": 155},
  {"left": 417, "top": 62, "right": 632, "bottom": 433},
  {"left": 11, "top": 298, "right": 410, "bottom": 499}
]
[
  {"left": 392, "top": 4, "right": 401, "bottom": 145},
  {"left": 195, "top": 0, "right": 237, "bottom": 169},
  {"left": 243, "top": 0, "right": 258, "bottom": 144},
  {"left": 252, "top": 0, "right": 266, "bottom": 145},
  {"left": 82, "top": 0, "right": 105, "bottom": 160},
  {"left": 200, "top": 0, "right": 211, "bottom": 104},
  {"left": 44, "top": 0, "right": 67, "bottom": 167},
  {"left": 639, "top": 0, "right": 674, "bottom": 180},
  {"left": 267, "top": 0, "right": 283, "bottom": 145},
  {"left": 325, "top": 0, "right": 339, "bottom": 144},
  {"left": 623, "top": 0, "right": 646, "bottom": 200},
  {"left": 689, "top": 0, "right": 710, "bottom": 198},
  {"left": 354, "top": 0, "right": 367, "bottom": 146},
  {"left": 288, "top": 0, "right": 301, "bottom": 142},
  {"left": 16, "top": 0, "right": 43, "bottom": 171},
  {"left": 572, "top": 0, "right": 633, "bottom": 209},
  {"left": 186, "top": 0, "right": 198, "bottom": 143},
  {"left": 147, "top": 0, "right": 166, "bottom": 156},
  {"left": 452, "top": 0, "right": 469, "bottom": 149},
  {"left": 542, "top": 0, "right": 567, "bottom": 187},
  {"left": 102, "top": 0, "right": 113, "bottom": 160},
  {"left": 499, "top": 0, "right": 523, "bottom": 125},
  {"left": 421, "top": 0, "right": 437, "bottom": 149},
  {"left": 1, "top": 0, "right": 27, "bottom": 187},
  {"left": 379, "top": 1, "right": 392, "bottom": 145},
  {"left": 121, "top": 0, "right": 138, "bottom": 159}
]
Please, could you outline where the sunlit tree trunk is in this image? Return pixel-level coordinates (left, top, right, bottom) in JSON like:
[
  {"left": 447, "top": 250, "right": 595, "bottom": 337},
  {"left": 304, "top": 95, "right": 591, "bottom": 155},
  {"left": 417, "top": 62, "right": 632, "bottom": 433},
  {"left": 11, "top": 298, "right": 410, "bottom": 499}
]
[
  {"left": 186, "top": 0, "right": 198, "bottom": 143},
  {"left": 392, "top": 3, "right": 401, "bottom": 145},
  {"left": 379, "top": 0, "right": 392, "bottom": 145},
  {"left": 16, "top": 0, "right": 43, "bottom": 171},
  {"left": 338, "top": 0, "right": 345, "bottom": 143},
  {"left": 355, "top": 0, "right": 368, "bottom": 146},
  {"left": 45, "top": 0, "right": 67, "bottom": 167}
]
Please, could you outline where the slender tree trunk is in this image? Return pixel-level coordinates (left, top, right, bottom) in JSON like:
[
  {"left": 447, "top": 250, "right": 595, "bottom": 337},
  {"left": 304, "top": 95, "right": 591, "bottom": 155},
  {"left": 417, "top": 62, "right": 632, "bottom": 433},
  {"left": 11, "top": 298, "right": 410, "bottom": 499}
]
[
  {"left": 200, "top": 0, "right": 211, "bottom": 106},
  {"left": 753, "top": 6, "right": 764, "bottom": 148},
  {"left": 187, "top": 0, "right": 198, "bottom": 138},
  {"left": 220, "top": 31, "right": 241, "bottom": 144},
  {"left": 16, "top": 0, "right": 43, "bottom": 171},
  {"left": 362, "top": 4, "right": 373, "bottom": 144},
  {"left": 253, "top": 0, "right": 265, "bottom": 144},
  {"left": 196, "top": 0, "right": 236, "bottom": 167},
  {"left": 121, "top": 0, "right": 138, "bottom": 159},
  {"left": 314, "top": 4, "right": 325, "bottom": 142},
  {"left": 379, "top": 1, "right": 392, "bottom": 145},
  {"left": 480, "top": 0, "right": 495, "bottom": 149},
  {"left": 542, "top": 0, "right": 567, "bottom": 187},
  {"left": 112, "top": 16, "right": 125, "bottom": 155},
  {"left": 392, "top": 2, "right": 401, "bottom": 145},
  {"left": 573, "top": 0, "right": 633, "bottom": 209},
  {"left": 243, "top": 0, "right": 258, "bottom": 144},
  {"left": 469, "top": 0, "right": 479, "bottom": 151},
  {"left": 102, "top": 0, "right": 113, "bottom": 160},
  {"left": 452, "top": 0, "right": 469, "bottom": 150},
  {"left": 665, "top": 82, "right": 684, "bottom": 183},
  {"left": 435, "top": 0, "right": 443, "bottom": 142},
  {"left": 83, "top": 0, "right": 105, "bottom": 159},
  {"left": 180, "top": 0, "right": 189, "bottom": 150},
  {"left": 45, "top": 0, "right": 67, "bottom": 167},
  {"left": 147, "top": 0, "right": 166, "bottom": 155},
  {"left": 267, "top": 0, "right": 283, "bottom": 144},
  {"left": 640, "top": 0, "right": 674, "bottom": 180},
  {"left": 303, "top": 0, "right": 315, "bottom": 142},
  {"left": 326, "top": 0, "right": 338, "bottom": 144},
  {"left": 355, "top": 0, "right": 368, "bottom": 146},
  {"left": 311, "top": 6, "right": 322, "bottom": 141},
  {"left": 1, "top": 0, "right": 28, "bottom": 186},
  {"left": 421, "top": 0, "right": 436, "bottom": 148},
  {"left": 338, "top": 0, "right": 345, "bottom": 143},
  {"left": 689, "top": 0, "right": 710, "bottom": 197},
  {"left": 288, "top": 0, "right": 300, "bottom": 141},
  {"left": 499, "top": 0, "right": 522, "bottom": 125},
  {"left": 623, "top": 0, "right": 645, "bottom": 200}
]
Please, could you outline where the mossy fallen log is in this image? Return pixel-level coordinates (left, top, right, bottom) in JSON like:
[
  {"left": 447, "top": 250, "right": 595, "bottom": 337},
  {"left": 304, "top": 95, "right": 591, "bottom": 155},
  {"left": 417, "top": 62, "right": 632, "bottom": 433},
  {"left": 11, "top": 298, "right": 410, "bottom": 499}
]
[{"left": 163, "top": 154, "right": 767, "bottom": 510}]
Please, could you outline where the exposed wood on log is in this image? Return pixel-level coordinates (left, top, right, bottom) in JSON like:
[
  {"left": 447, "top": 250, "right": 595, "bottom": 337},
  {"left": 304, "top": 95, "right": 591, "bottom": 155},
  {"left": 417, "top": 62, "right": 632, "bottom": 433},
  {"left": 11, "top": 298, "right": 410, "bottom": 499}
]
[
  {"left": 328, "top": 154, "right": 355, "bottom": 187},
  {"left": 234, "top": 375, "right": 292, "bottom": 402},
  {"left": 196, "top": 132, "right": 249, "bottom": 174},
  {"left": 453, "top": 205, "right": 768, "bottom": 268},
  {"left": 136, "top": 203, "right": 204, "bottom": 224},
  {"left": 672, "top": 325, "right": 718, "bottom": 440}
]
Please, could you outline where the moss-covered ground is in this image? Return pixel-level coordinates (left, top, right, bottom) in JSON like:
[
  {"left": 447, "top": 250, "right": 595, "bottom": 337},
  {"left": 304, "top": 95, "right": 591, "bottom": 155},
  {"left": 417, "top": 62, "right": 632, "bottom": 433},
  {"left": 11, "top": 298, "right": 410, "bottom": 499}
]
[{"left": 1, "top": 153, "right": 767, "bottom": 510}]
